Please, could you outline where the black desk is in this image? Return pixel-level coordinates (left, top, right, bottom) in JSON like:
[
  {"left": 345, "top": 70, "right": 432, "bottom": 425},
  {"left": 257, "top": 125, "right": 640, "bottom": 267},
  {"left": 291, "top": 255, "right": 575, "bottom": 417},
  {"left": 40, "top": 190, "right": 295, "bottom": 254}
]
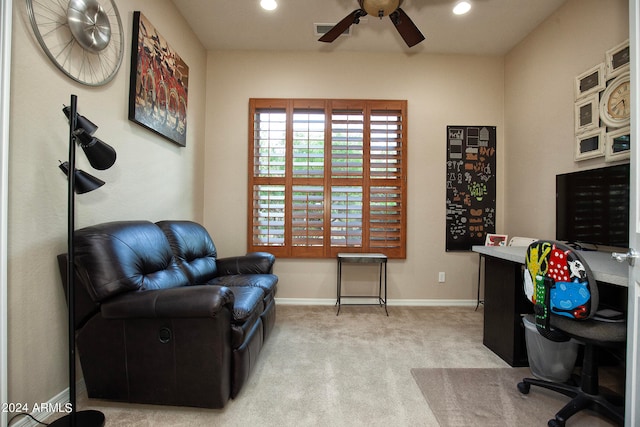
[
  {"left": 472, "top": 245, "right": 628, "bottom": 366},
  {"left": 336, "top": 253, "right": 388, "bottom": 316}
]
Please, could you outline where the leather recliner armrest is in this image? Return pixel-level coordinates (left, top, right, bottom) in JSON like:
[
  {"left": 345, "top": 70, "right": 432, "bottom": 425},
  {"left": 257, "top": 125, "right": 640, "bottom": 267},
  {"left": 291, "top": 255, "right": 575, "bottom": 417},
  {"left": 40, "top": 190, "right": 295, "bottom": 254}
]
[
  {"left": 100, "top": 285, "right": 235, "bottom": 319},
  {"left": 216, "top": 252, "right": 275, "bottom": 275}
]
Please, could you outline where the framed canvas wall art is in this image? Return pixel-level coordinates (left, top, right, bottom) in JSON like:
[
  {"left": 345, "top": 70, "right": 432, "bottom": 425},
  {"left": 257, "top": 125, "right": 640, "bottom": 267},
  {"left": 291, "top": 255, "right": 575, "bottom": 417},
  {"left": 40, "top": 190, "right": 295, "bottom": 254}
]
[{"left": 129, "top": 11, "right": 189, "bottom": 146}]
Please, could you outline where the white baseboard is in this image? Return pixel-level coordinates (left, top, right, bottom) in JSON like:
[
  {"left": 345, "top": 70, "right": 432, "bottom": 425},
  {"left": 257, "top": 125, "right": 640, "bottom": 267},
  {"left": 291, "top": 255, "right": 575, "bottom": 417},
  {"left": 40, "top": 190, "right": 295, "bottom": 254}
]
[
  {"left": 276, "top": 297, "right": 478, "bottom": 307},
  {"left": 10, "top": 381, "right": 86, "bottom": 427}
]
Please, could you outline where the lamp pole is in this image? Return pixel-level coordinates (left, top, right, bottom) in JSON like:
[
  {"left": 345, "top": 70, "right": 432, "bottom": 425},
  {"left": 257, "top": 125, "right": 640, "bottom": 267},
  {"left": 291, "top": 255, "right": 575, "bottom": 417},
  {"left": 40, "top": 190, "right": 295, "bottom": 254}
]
[
  {"left": 50, "top": 94, "right": 105, "bottom": 427},
  {"left": 67, "top": 95, "right": 78, "bottom": 422}
]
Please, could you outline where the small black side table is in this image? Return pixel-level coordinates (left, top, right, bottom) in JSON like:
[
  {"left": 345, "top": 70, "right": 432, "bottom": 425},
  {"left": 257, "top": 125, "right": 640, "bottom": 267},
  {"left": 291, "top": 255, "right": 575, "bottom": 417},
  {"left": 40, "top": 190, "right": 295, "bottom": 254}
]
[{"left": 336, "top": 253, "right": 388, "bottom": 316}]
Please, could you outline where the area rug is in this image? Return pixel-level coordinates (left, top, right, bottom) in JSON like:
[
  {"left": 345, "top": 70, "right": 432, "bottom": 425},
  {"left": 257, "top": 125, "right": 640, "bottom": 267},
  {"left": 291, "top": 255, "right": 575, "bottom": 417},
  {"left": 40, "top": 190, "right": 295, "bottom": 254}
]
[{"left": 410, "top": 368, "right": 618, "bottom": 427}]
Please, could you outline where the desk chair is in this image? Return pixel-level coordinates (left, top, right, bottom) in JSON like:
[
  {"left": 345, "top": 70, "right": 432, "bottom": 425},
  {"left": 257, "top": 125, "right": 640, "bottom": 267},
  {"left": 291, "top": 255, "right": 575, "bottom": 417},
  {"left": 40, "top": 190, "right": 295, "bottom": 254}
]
[{"left": 517, "top": 240, "right": 626, "bottom": 427}]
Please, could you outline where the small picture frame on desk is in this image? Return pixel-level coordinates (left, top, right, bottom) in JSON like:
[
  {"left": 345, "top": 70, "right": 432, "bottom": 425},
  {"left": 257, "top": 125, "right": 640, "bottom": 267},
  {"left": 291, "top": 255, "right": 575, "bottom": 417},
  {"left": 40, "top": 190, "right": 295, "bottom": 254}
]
[{"left": 485, "top": 233, "right": 508, "bottom": 246}]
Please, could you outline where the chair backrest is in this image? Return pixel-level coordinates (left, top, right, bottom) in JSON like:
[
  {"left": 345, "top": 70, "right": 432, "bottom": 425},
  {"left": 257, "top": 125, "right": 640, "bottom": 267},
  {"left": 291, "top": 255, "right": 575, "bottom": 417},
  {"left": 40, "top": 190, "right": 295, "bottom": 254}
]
[
  {"left": 156, "top": 220, "right": 219, "bottom": 284},
  {"left": 523, "top": 240, "right": 599, "bottom": 339},
  {"left": 74, "top": 221, "right": 190, "bottom": 302}
]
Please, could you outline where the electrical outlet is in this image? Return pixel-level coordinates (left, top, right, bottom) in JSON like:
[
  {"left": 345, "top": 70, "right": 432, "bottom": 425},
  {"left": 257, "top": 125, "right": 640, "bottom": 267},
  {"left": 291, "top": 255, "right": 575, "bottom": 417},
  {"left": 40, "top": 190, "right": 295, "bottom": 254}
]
[{"left": 438, "top": 272, "right": 446, "bottom": 283}]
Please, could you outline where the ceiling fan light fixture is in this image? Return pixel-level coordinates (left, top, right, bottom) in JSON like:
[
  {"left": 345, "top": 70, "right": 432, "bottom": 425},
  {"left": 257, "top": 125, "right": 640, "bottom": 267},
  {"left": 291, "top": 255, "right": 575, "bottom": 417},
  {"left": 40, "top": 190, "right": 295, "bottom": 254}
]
[
  {"left": 260, "top": 0, "right": 277, "bottom": 11},
  {"left": 360, "top": 0, "right": 401, "bottom": 18},
  {"left": 453, "top": 1, "right": 472, "bottom": 15},
  {"left": 320, "top": 0, "right": 423, "bottom": 47}
]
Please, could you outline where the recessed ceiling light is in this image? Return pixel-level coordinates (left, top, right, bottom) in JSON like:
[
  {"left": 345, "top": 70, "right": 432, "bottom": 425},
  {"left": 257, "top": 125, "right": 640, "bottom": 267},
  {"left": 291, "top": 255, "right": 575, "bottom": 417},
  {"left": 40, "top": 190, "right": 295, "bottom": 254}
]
[
  {"left": 260, "top": 0, "right": 277, "bottom": 11},
  {"left": 453, "top": 1, "right": 471, "bottom": 15}
]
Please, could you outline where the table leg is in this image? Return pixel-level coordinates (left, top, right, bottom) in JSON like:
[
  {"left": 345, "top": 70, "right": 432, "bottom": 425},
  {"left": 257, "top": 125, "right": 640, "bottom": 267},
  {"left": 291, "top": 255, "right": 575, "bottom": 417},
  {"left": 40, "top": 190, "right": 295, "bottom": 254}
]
[
  {"left": 383, "top": 261, "right": 388, "bottom": 316},
  {"left": 378, "top": 263, "right": 383, "bottom": 302},
  {"left": 475, "top": 254, "right": 484, "bottom": 311},
  {"left": 336, "top": 259, "right": 342, "bottom": 315}
]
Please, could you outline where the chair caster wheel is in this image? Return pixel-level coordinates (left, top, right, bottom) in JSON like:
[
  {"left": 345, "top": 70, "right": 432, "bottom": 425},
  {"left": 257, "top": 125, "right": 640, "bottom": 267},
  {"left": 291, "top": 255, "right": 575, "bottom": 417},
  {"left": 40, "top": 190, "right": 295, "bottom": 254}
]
[
  {"left": 517, "top": 381, "right": 530, "bottom": 394},
  {"left": 548, "top": 418, "right": 564, "bottom": 427}
]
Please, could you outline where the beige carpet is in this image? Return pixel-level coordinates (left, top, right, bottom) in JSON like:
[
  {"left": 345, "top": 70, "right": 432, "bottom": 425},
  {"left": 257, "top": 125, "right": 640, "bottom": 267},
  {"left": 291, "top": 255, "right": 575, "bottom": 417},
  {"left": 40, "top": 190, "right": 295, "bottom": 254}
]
[
  {"left": 47, "top": 305, "right": 623, "bottom": 426},
  {"left": 411, "top": 367, "right": 621, "bottom": 427}
]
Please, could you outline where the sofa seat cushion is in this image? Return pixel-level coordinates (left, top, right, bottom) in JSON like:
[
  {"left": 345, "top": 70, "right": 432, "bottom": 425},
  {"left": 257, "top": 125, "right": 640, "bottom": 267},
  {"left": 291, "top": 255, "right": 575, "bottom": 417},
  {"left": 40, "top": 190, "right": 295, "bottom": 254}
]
[{"left": 209, "top": 274, "right": 278, "bottom": 305}]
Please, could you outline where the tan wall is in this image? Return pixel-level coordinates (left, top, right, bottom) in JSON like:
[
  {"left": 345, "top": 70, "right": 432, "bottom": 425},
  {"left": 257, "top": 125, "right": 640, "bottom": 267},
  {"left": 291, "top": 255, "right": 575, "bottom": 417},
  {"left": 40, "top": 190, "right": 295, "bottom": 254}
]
[
  {"left": 203, "top": 51, "right": 505, "bottom": 301},
  {"left": 8, "top": 0, "right": 206, "bottom": 408},
  {"left": 504, "top": 0, "right": 629, "bottom": 240},
  {"left": 202, "top": 0, "right": 630, "bottom": 302}
]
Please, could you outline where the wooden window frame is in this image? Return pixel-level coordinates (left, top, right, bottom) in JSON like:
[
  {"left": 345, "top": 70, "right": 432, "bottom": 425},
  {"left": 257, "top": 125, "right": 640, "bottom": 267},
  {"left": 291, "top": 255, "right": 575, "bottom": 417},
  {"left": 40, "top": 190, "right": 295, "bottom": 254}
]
[{"left": 248, "top": 98, "right": 407, "bottom": 259}]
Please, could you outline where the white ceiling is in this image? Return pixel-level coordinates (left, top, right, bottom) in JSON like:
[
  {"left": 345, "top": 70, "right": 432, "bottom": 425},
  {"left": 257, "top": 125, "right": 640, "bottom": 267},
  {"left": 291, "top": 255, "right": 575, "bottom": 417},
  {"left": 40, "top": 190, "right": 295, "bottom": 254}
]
[{"left": 171, "top": 0, "right": 567, "bottom": 55}]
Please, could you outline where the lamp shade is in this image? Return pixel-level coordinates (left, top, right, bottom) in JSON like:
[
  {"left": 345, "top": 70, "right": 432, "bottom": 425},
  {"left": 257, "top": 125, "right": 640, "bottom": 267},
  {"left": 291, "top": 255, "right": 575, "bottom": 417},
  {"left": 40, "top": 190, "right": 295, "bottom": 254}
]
[
  {"left": 59, "top": 161, "right": 105, "bottom": 194},
  {"left": 62, "top": 105, "right": 98, "bottom": 135},
  {"left": 75, "top": 131, "right": 117, "bottom": 170}
]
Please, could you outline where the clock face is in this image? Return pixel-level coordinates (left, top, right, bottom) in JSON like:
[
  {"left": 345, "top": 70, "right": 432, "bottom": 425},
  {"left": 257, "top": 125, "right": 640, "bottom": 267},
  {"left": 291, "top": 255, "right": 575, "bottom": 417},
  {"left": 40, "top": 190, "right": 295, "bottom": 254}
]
[
  {"left": 607, "top": 80, "right": 630, "bottom": 119},
  {"left": 600, "top": 72, "right": 631, "bottom": 128}
]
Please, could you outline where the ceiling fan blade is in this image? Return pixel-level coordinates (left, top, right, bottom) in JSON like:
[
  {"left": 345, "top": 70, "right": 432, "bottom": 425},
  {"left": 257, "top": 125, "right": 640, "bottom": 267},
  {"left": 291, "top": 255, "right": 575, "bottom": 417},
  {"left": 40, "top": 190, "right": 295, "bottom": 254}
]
[
  {"left": 319, "top": 9, "right": 366, "bottom": 43},
  {"left": 390, "top": 8, "right": 425, "bottom": 47}
]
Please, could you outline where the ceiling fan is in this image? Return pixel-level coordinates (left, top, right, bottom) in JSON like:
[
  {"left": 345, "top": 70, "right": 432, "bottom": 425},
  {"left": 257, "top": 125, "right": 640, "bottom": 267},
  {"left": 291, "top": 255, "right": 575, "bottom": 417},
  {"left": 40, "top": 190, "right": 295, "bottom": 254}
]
[{"left": 319, "top": 0, "right": 425, "bottom": 47}]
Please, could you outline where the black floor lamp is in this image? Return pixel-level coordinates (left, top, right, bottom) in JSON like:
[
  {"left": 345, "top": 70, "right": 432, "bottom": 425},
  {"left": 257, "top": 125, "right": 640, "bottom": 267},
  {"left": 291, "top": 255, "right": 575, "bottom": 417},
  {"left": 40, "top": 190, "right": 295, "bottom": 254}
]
[{"left": 53, "top": 94, "right": 116, "bottom": 427}]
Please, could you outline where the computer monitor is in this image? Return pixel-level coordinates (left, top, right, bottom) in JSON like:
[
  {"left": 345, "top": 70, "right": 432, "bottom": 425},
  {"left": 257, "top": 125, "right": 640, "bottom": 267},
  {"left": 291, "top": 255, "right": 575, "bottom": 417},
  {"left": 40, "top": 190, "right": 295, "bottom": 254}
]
[{"left": 556, "top": 163, "right": 630, "bottom": 248}]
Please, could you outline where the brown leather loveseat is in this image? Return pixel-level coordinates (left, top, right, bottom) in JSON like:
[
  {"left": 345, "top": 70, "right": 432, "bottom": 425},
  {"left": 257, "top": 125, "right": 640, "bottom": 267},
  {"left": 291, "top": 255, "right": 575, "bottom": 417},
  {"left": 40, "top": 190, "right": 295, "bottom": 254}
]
[{"left": 58, "top": 220, "right": 277, "bottom": 408}]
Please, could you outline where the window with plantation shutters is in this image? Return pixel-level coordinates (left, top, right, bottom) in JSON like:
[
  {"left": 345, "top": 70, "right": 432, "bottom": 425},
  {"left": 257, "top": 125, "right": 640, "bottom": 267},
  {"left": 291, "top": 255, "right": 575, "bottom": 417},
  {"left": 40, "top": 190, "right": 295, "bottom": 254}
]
[{"left": 249, "top": 99, "right": 407, "bottom": 259}]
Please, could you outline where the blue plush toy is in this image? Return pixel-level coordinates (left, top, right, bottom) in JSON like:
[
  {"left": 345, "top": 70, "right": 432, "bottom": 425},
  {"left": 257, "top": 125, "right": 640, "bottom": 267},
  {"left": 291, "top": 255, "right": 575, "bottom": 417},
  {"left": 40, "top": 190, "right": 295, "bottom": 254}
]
[{"left": 550, "top": 280, "right": 590, "bottom": 319}]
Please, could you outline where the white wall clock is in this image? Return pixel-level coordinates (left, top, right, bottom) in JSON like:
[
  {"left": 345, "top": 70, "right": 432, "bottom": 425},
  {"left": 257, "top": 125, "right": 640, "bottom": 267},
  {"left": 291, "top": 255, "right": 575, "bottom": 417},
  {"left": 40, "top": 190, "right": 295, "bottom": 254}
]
[
  {"left": 599, "top": 71, "right": 631, "bottom": 128},
  {"left": 26, "top": 0, "right": 124, "bottom": 86}
]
